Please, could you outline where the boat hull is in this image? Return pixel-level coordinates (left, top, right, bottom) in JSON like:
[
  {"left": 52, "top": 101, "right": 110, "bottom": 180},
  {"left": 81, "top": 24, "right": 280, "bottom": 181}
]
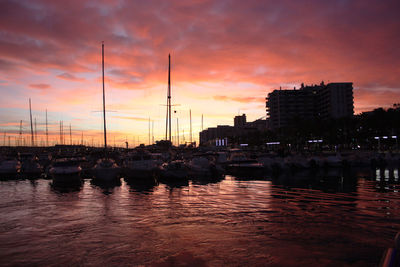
[{"left": 93, "top": 166, "right": 120, "bottom": 182}]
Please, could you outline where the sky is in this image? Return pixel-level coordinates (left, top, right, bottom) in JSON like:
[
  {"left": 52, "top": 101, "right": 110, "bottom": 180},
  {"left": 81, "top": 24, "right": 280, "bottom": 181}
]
[{"left": 0, "top": 0, "right": 399, "bottom": 146}]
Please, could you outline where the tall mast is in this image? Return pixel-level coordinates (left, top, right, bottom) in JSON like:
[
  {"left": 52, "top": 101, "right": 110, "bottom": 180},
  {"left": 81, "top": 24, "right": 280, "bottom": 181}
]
[
  {"left": 29, "top": 98, "right": 34, "bottom": 146},
  {"left": 148, "top": 117, "right": 151, "bottom": 145},
  {"left": 190, "top": 109, "right": 192, "bottom": 144},
  {"left": 201, "top": 114, "right": 203, "bottom": 131},
  {"left": 69, "top": 124, "right": 72, "bottom": 145},
  {"left": 102, "top": 41, "right": 107, "bottom": 154},
  {"left": 61, "top": 121, "right": 64, "bottom": 144},
  {"left": 81, "top": 132, "right": 83, "bottom": 145},
  {"left": 59, "top": 121, "right": 62, "bottom": 144},
  {"left": 177, "top": 117, "right": 179, "bottom": 146},
  {"left": 165, "top": 54, "right": 172, "bottom": 141},
  {"left": 45, "top": 109, "right": 48, "bottom": 146},
  {"left": 152, "top": 121, "right": 154, "bottom": 144},
  {"left": 19, "top": 120, "right": 22, "bottom": 146},
  {"left": 34, "top": 118, "right": 37, "bottom": 146}
]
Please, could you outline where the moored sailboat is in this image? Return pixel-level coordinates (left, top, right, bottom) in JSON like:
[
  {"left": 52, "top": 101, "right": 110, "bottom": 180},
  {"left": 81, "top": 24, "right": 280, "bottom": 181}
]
[{"left": 92, "top": 42, "right": 121, "bottom": 182}]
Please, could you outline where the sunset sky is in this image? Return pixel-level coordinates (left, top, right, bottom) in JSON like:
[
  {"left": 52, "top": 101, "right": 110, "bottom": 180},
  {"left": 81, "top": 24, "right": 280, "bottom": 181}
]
[{"left": 0, "top": 0, "right": 399, "bottom": 146}]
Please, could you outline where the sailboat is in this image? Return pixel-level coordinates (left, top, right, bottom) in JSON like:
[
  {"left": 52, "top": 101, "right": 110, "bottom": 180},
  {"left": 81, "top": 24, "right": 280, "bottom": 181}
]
[{"left": 92, "top": 42, "right": 120, "bottom": 182}]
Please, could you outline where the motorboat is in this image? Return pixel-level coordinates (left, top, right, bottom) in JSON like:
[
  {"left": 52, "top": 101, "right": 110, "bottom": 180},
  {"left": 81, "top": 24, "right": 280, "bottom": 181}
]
[
  {"left": 19, "top": 153, "right": 43, "bottom": 177},
  {"left": 226, "top": 152, "right": 265, "bottom": 174},
  {"left": 159, "top": 160, "right": 189, "bottom": 182},
  {"left": 0, "top": 158, "right": 21, "bottom": 178},
  {"left": 49, "top": 157, "right": 82, "bottom": 184},
  {"left": 186, "top": 156, "right": 218, "bottom": 177},
  {"left": 92, "top": 158, "right": 120, "bottom": 182},
  {"left": 123, "top": 151, "right": 159, "bottom": 179}
]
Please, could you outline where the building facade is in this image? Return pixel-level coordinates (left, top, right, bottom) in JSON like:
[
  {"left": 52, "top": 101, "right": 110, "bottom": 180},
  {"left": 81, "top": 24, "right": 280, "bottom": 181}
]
[
  {"left": 266, "top": 82, "right": 354, "bottom": 130},
  {"left": 199, "top": 114, "right": 267, "bottom": 146}
]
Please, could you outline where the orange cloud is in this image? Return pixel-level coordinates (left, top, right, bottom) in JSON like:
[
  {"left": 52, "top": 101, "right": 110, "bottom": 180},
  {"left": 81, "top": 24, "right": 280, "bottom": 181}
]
[
  {"left": 213, "top": 95, "right": 263, "bottom": 103},
  {"left": 29, "top": 83, "right": 51, "bottom": 89},
  {"left": 112, "top": 116, "right": 151, "bottom": 122}
]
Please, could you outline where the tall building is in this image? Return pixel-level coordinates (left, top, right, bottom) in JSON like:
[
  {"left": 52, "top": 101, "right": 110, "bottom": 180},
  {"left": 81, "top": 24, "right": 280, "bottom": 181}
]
[
  {"left": 234, "top": 114, "right": 246, "bottom": 127},
  {"left": 266, "top": 82, "right": 354, "bottom": 130}
]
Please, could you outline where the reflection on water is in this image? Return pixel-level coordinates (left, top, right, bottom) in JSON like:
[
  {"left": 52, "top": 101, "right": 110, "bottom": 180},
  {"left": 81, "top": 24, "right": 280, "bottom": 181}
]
[
  {"left": 124, "top": 177, "right": 158, "bottom": 193},
  {"left": 0, "top": 169, "right": 399, "bottom": 266}
]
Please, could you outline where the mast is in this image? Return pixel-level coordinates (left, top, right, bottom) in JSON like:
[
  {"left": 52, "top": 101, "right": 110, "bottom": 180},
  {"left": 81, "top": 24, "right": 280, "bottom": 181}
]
[
  {"left": 102, "top": 41, "right": 107, "bottom": 155},
  {"left": 177, "top": 117, "right": 179, "bottom": 146},
  {"left": 61, "top": 121, "right": 64, "bottom": 144},
  {"left": 148, "top": 117, "right": 151, "bottom": 145},
  {"left": 165, "top": 54, "right": 172, "bottom": 141},
  {"left": 45, "top": 109, "right": 48, "bottom": 146},
  {"left": 59, "top": 121, "right": 62, "bottom": 144},
  {"left": 19, "top": 120, "right": 22, "bottom": 146},
  {"left": 81, "top": 132, "right": 83, "bottom": 145},
  {"left": 201, "top": 114, "right": 203, "bottom": 131},
  {"left": 69, "top": 124, "right": 72, "bottom": 145},
  {"left": 34, "top": 118, "right": 37, "bottom": 146},
  {"left": 189, "top": 109, "right": 192, "bottom": 144},
  {"left": 29, "top": 98, "right": 34, "bottom": 146},
  {"left": 152, "top": 121, "right": 154, "bottom": 144},
  {"left": 174, "top": 117, "right": 177, "bottom": 146}
]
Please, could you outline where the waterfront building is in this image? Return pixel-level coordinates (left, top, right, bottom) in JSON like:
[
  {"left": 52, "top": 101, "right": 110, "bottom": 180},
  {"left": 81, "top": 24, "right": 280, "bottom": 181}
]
[
  {"left": 199, "top": 114, "right": 267, "bottom": 146},
  {"left": 266, "top": 82, "right": 354, "bottom": 130},
  {"left": 234, "top": 114, "right": 246, "bottom": 127}
]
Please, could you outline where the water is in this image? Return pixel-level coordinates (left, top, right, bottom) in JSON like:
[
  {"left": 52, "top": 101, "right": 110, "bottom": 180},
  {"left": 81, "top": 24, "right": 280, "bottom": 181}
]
[{"left": 0, "top": 169, "right": 399, "bottom": 266}]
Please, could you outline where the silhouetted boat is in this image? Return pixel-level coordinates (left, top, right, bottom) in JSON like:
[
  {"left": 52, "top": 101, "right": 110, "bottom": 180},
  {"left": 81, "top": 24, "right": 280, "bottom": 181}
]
[
  {"left": 49, "top": 157, "right": 82, "bottom": 183},
  {"left": 19, "top": 153, "right": 43, "bottom": 177},
  {"left": 123, "top": 151, "right": 159, "bottom": 180},
  {"left": 159, "top": 160, "right": 188, "bottom": 182},
  {"left": 0, "top": 158, "right": 21, "bottom": 178},
  {"left": 93, "top": 158, "right": 120, "bottom": 181},
  {"left": 186, "top": 156, "right": 218, "bottom": 177},
  {"left": 226, "top": 152, "right": 265, "bottom": 175}
]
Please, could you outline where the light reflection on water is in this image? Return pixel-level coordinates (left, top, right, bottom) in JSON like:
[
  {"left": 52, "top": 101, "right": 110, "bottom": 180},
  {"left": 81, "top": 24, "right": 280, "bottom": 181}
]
[{"left": 0, "top": 169, "right": 399, "bottom": 266}]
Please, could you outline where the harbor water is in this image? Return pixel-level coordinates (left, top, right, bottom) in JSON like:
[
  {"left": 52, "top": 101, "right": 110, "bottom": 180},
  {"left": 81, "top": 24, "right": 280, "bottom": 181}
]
[{"left": 0, "top": 170, "right": 399, "bottom": 266}]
